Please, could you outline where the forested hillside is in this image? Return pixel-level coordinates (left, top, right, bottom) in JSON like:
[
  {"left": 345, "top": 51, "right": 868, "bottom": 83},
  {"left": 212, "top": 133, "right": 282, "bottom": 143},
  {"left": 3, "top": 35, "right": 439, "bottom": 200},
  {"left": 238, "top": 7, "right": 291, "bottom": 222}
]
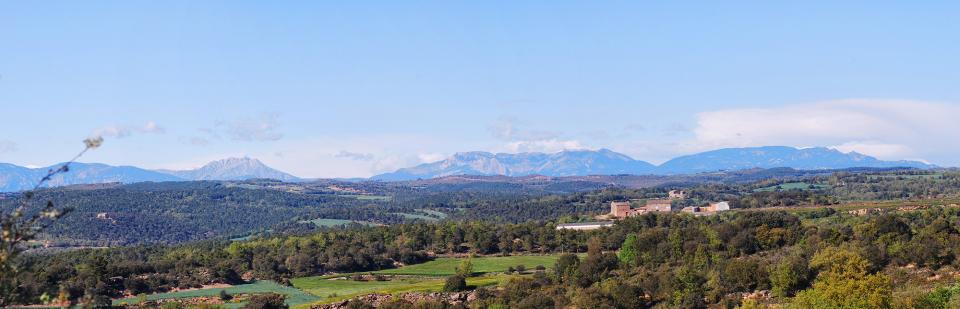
[
  {"left": 9, "top": 207, "right": 960, "bottom": 308},
  {"left": 0, "top": 182, "right": 410, "bottom": 246},
  {"left": 3, "top": 169, "right": 959, "bottom": 246}
]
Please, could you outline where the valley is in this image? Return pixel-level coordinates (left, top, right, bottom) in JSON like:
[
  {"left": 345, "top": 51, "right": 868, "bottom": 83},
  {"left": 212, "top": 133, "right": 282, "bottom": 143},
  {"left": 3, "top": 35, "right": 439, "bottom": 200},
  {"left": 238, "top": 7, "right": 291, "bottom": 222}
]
[{"left": 5, "top": 167, "right": 960, "bottom": 308}]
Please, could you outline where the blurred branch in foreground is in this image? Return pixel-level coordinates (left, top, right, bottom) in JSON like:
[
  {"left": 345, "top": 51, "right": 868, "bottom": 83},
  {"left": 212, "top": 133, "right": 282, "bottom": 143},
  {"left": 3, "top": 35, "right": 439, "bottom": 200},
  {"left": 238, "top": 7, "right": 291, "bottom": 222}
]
[{"left": 0, "top": 136, "right": 102, "bottom": 307}]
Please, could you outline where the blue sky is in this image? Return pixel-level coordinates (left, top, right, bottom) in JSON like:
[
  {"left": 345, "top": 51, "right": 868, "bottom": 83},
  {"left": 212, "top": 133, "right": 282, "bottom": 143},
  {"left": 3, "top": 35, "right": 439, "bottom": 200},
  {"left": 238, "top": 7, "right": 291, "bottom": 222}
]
[{"left": 1, "top": 1, "right": 959, "bottom": 177}]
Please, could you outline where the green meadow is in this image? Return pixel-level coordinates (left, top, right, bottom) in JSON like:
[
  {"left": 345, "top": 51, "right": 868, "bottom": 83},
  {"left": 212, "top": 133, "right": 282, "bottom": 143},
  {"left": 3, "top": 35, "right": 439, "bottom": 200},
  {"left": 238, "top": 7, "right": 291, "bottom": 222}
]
[
  {"left": 291, "top": 275, "right": 508, "bottom": 304},
  {"left": 300, "top": 218, "right": 377, "bottom": 228},
  {"left": 113, "top": 255, "right": 564, "bottom": 308},
  {"left": 754, "top": 182, "right": 831, "bottom": 192},
  {"left": 374, "top": 255, "right": 560, "bottom": 276},
  {"left": 113, "top": 280, "right": 319, "bottom": 307}
]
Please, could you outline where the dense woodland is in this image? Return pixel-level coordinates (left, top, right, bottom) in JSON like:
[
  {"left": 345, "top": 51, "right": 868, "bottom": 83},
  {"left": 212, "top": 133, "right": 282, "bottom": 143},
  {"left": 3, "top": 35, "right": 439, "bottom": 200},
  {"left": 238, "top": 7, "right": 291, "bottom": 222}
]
[{"left": 5, "top": 169, "right": 957, "bottom": 246}]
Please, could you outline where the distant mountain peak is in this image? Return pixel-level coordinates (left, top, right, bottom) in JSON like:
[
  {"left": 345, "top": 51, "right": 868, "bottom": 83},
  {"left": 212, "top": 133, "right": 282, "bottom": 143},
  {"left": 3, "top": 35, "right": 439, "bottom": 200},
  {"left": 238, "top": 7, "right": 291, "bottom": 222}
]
[
  {"left": 196, "top": 157, "right": 266, "bottom": 170},
  {"left": 159, "top": 157, "right": 299, "bottom": 182}
]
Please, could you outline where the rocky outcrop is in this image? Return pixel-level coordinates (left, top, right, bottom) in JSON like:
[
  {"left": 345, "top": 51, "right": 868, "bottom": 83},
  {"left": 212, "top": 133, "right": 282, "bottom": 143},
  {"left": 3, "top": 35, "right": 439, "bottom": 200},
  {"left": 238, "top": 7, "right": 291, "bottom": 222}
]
[{"left": 313, "top": 291, "right": 478, "bottom": 309}]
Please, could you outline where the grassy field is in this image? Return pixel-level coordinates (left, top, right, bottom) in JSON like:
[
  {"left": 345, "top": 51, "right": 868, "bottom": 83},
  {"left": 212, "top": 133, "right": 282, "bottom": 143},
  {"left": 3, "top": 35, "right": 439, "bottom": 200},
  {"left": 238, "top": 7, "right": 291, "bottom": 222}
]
[
  {"left": 113, "top": 280, "right": 320, "bottom": 307},
  {"left": 374, "top": 255, "right": 560, "bottom": 276},
  {"left": 870, "top": 173, "right": 943, "bottom": 180},
  {"left": 754, "top": 182, "right": 830, "bottom": 192},
  {"left": 340, "top": 194, "right": 392, "bottom": 201},
  {"left": 416, "top": 209, "right": 448, "bottom": 219},
  {"left": 746, "top": 198, "right": 960, "bottom": 215},
  {"left": 291, "top": 274, "right": 510, "bottom": 305},
  {"left": 300, "top": 218, "right": 376, "bottom": 228},
  {"left": 391, "top": 209, "right": 449, "bottom": 222},
  {"left": 113, "top": 255, "right": 563, "bottom": 308},
  {"left": 391, "top": 212, "right": 440, "bottom": 221},
  {"left": 289, "top": 255, "right": 562, "bottom": 306}
]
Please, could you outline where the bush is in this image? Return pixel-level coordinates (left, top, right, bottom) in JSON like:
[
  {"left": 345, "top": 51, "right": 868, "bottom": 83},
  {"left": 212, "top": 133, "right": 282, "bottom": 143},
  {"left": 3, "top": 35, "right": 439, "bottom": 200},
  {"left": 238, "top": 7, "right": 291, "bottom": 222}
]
[
  {"left": 443, "top": 275, "right": 468, "bottom": 292},
  {"left": 516, "top": 265, "right": 526, "bottom": 273},
  {"left": 219, "top": 290, "right": 233, "bottom": 301},
  {"left": 242, "top": 293, "right": 287, "bottom": 309}
]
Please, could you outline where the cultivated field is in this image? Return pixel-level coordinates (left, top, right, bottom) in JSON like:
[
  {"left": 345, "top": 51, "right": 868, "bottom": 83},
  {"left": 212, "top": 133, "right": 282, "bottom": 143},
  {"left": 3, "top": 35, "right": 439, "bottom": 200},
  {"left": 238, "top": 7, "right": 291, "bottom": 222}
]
[
  {"left": 754, "top": 182, "right": 830, "bottom": 192},
  {"left": 291, "top": 275, "right": 508, "bottom": 305},
  {"left": 374, "top": 255, "right": 559, "bottom": 276},
  {"left": 416, "top": 209, "right": 448, "bottom": 219},
  {"left": 113, "top": 280, "right": 320, "bottom": 307},
  {"left": 111, "top": 255, "right": 562, "bottom": 308},
  {"left": 300, "top": 218, "right": 377, "bottom": 227},
  {"left": 290, "top": 254, "right": 563, "bottom": 306},
  {"left": 391, "top": 212, "right": 440, "bottom": 221}
]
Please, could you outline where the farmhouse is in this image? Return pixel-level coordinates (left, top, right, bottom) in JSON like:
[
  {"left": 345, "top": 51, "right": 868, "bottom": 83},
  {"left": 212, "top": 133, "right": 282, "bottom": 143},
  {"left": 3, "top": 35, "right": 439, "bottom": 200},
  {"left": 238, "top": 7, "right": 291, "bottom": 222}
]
[
  {"left": 669, "top": 190, "right": 688, "bottom": 199},
  {"left": 645, "top": 199, "right": 673, "bottom": 212},
  {"left": 609, "top": 199, "right": 674, "bottom": 218},
  {"left": 608, "top": 199, "right": 730, "bottom": 219},
  {"left": 708, "top": 201, "right": 730, "bottom": 211},
  {"left": 681, "top": 201, "right": 731, "bottom": 215},
  {"left": 556, "top": 221, "right": 615, "bottom": 230},
  {"left": 610, "top": 201, "right": 640, "bottom": 217}
]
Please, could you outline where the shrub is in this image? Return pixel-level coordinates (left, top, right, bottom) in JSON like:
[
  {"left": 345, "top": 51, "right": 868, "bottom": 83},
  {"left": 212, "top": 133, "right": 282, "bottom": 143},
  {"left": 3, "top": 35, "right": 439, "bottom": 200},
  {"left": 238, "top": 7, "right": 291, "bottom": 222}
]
[
  {"left": 219, "top": 290, "right": 233, "bottom": 301},
  {"left": 242, "top": 293, "right": 287, "bottom": 309},
  {"left": 443, "top": 275, "right": 468, "bottom": 292}
]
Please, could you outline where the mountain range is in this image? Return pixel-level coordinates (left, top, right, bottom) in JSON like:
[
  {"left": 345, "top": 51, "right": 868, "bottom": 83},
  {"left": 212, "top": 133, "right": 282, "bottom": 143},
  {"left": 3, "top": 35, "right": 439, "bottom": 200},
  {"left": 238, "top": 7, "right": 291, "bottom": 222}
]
[
  {"left": 0, "top": 146, "right": 937, "bottom": 191},
  {"left": 0, "top": 157, "right": 299, "bottom": 192},
  {"left": 372, "top": 146, "right": 935, "bottom": 180}
]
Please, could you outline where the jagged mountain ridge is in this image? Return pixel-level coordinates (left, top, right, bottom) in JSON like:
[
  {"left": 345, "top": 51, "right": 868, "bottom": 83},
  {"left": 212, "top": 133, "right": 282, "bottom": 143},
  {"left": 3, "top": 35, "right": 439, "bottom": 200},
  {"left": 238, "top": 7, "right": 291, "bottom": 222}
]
[
  {"left": 156, "top": 157, "right": 300, "bottom": 182},
  {"left": 372, "top": 146, "right": 935, "bottom": 180},
  {"left": 372, "top": 149, "right": 656, "bottom": 181}
]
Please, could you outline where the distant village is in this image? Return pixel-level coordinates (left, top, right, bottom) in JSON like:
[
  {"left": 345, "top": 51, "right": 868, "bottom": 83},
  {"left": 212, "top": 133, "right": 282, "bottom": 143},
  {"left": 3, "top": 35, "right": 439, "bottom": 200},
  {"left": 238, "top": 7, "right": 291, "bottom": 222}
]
[{"left": 556, "top": 190, "right": 730, "bottom": 230}]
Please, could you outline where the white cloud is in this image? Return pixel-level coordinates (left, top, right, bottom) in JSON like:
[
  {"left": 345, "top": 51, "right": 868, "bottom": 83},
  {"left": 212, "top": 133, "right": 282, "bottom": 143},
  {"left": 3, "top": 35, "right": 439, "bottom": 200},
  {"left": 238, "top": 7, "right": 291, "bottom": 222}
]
[
  {"left": 488, "top": 116, "right": 584, "bottom": 153},
  {"left": 183, "top": 113, "right": 283, "bottom": 146},
  {"left": 417, "top": 153, "right": 447, "bottom": 163},
  {"left": 224, "top": 113, "right": 282, "bottom": 142},
  {"left": 505, "top": 139, "right": 585, "bottom": 153},
  {"left": 830, "top": 141, "right": 912, "bottom": 159},
  {"left": 142, "top": 121, "right": 165, "bottom": 134},
  {"left": 187, "top": 137, "right": 211, "bottom": 146},
  {"left": 93, "top": 121, "right": 166, "bottom": 138},
  {"left": 488, "top": 116, "right": 520, "bottom": 141},
  {"left": 0, "top": 140, "right": 17, "bottom": 153},
  {"left": 683, "top": 99, "right": 960, "bottom": 164},
  {"left": 335, "top": 150, "right": 375, "bottom": 161},
  {"left": 218, "top": 134, "right": 471, "bottom": 178}
]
